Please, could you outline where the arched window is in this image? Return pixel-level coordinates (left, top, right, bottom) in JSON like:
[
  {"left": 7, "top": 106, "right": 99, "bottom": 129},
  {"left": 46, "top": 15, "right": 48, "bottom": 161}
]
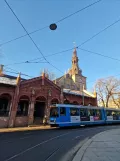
[
  {"left": 0, "top": 94, "right": 11, "bottom": 116},
  {"left": 51, "top": 98, "right": 59, "bottom": 105},
  {"left": 64, "top": 99, "right": 70, "bottom": 104},
  {"left": 72, "top": 101, "right": 79, "bottom": 105},
  {"left": 16, "top": 96, "right": 29, "bottom": 116}
]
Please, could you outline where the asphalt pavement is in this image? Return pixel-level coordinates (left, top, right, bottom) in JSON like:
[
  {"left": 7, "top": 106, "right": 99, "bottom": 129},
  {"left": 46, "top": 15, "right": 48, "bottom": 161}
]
[{"left": 0, "top": 125, "right": 120, "bottom": 161}]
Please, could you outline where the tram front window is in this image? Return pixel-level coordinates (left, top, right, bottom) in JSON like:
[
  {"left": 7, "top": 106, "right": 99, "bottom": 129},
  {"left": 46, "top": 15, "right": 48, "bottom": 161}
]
[{"left": 50, "top": 108, "right": 59, "bottom": 117}]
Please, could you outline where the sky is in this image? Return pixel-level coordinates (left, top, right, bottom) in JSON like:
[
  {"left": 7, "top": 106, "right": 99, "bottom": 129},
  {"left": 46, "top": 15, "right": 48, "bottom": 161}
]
[{"left": 0, "top": 0, "right": 120, "bottom": 90}]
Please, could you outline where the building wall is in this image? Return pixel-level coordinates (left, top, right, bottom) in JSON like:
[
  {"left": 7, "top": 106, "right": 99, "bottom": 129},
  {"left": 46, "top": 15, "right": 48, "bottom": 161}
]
[
  {"left": 0, "top": 117, "right": 9, "bottom": 128},
  {"left": 14, "top": 117, "right": 28, "bottom": 127},
  {"left": 64, "top": 94, "right": 97, "bottom": 106},
  {"left": 56, "top": 73, "right": 86, "bottom": 91},
  {"left": 72, "top": 74, "right": 86, "bottom": 90},
  {"left": 0, "top": 77, "right": 97, "bottom": 128}
]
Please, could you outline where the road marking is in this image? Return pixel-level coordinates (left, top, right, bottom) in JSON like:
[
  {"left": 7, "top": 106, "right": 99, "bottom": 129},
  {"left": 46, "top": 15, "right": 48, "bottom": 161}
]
[
  {"left": 45, "top": 144, "right": 64, "bottom": 161},
  {"left": 24, "top": 132, "right": 31, "bottom": 135},
  {"left": 4, "top": 132, "right": 72, "bottom": 161},
  {"left": 19, "top": 136, "right": 31, "bottom": 140},
  {"left": 1, "top": 126, "right": 108, "bottom": 145},
  {"left": 3, "top": 126, "right": 119, "bottom": 161},
  {"left": 60, "top": 137, "right": 89, "bottom": 161},
  {"left": 72, "top": 135, "right": 85, "bottom": 141}
]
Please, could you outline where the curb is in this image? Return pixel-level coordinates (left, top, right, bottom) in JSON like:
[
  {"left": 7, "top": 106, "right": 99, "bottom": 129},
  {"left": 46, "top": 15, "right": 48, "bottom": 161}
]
[
  {"left": 60, "top": 138, "right": 89, "bottom": 161},
  {"left": 72, "top": 130, "right": 112, "bottom": 161},
  {"left": 72, "top": 139, "right": 92, "bottom": 161},
  {"left": 0, "top": 126, "right": 56, "bottom": 133}
]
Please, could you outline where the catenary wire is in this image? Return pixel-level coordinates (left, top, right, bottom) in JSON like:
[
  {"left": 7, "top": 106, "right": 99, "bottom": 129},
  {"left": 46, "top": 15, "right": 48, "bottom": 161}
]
[
  {"left": 4, "top": 15, "right": 120, "bottom": 67},
  {"left": 4, "top": 0, "right": 64, "bottom": 74},
  {"left": 0, "top": 0, "right": 102, "bottom": 47},
  {"left": 4, "top": 0, "right": 48, "bottom": 63},
  {"left": 3, "top": 0, "right": 120, "bottom": 82}
]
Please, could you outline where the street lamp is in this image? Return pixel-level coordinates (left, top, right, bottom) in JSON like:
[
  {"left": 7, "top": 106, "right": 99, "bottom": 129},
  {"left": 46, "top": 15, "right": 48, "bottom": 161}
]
[{"left": 49, "top": 23, "right": 57, "bottom": 30}]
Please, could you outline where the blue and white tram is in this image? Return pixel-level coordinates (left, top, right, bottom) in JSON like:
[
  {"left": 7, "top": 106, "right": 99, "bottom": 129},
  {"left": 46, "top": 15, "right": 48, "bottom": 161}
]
[
  {"left": 49, "top": 104, "right": 105, "bottom": 127},
  {"left": 104, "top": 108, "right": 120, "bottom": 124}
]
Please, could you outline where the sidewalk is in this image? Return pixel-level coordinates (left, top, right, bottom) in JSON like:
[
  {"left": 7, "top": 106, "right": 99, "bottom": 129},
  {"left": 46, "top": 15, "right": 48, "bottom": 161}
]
[
  {"left": 0, "top": 125, "right": 55, "bottom": 133},
  {"left": 73, "top": 128, "right": 120, "bottom": 161}
]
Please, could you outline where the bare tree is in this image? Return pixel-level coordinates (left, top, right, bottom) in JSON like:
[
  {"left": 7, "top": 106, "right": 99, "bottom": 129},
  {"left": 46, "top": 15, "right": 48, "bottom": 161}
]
[
  {"left": 111, "top": 93, "right": 120, "bottom": 108},
  {"left": 95, "top": 77, "right": 120, "bottom": 107},
  {"left": 40, "top": 69, "right": 56, "bottom": 81}
]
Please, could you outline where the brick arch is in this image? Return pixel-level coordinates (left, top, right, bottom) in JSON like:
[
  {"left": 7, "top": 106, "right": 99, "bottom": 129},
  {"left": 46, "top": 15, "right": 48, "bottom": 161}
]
[
  {"left": 0, "top": 93, "right": 12, "bottom": 116},
  {"left": 0, "top": 93, "right": 12, "bottom": 100},
  {"left": 51, "top": 98, "right": 59, "bottom": 105},
  {"left": 19, "top": 95, "right": 30, "bottom": 101},
  {"left": 17, "top": 95, "right": 30, "bottom": 116},
  {"left": 34, "top": 96, "right": 46, "bottom": 123},
  {"left": 72, "top": 101, "right": 79, "bottom": 105},
  {"left": 35, "top": 96, "right": 46, "bottom": 102},
  {"left": 64, "top": 99, "right": 70, "bottom": 104}
]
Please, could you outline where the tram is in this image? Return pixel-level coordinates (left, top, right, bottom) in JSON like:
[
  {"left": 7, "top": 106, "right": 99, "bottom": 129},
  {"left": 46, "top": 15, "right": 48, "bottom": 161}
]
[{"left": 49, "top": 104, "right": 120, "bottom": 127}]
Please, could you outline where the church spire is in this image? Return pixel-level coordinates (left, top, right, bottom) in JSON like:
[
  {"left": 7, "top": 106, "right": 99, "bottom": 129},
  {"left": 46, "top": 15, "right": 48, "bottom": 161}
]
[
  {"left": 73, "top": 47, "right": 77, "bottom": 57},
  {"left": 71, "top": 48, "right": 82, "bottom": 75}
]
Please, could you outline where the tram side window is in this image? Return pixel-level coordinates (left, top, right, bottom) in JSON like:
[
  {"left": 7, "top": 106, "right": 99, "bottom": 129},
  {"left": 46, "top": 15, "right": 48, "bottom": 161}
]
[
  {"left": 88, "top": 109, "right": 102, "bottom": 119},
  {"left": 70, "top": 108, "right": 79, "bottom": 116},
  {"left": 60, "top": 107, "right": 66, "bottom": 116},
  {"left": 50, "top": 108, "right": 59, "bottom": 117},
  {"left": 88, "top": 109, "right": 94, "bottom": 116},
  {"left": 94, "top": 109, "right": 102, "bottom": 120},
  {"left": 95, "top": 109, "right": 101, "bottom": 116},
  {"left": 80, "top": 108, "right": 87, "bottom": 117},
  {"left": 106, "top": 110, "right": 112, "bottom": 116},
  {"left": 112, "top": 111, "right": 119, "bottom": 120}
]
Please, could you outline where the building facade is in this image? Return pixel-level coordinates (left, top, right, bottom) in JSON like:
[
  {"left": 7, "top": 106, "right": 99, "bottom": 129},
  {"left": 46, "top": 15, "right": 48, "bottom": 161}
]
[
  {"left": 0, "top": 74, "right": 97, "bottom": 128},
  {"left": 0, "top": 49, "right": 97, "bottom": 128}
]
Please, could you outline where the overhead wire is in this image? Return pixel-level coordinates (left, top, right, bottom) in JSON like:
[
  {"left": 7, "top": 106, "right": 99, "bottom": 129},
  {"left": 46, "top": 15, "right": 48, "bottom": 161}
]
[
  {"left": 4, "top": 14, "right": 120, "bottom": 67},
  {"left": 4, "top": 0, "right": 48, "bottom": 63},
  {"left": 4, "top": 70, "right": 33, "bottom": 78},
  {"left": 4, "top": 66, "right": 34, "bottom": 78},
  {"left": 3, "top": 0, "right": 120, "bottom": 82},
  {"left": 2, "top": 0, "right": 103, "bottom": 74},
  {"left": 3, "top": 10, "right": 120, "bottom": 67},
  {"left": 4, "top": 0, "right": 64, "bottom": 74},
  {"left": 4, "top": 47, "right": 74, "bottom": 66},
  {"left": 78, "top": 48, "right": 120, "bottom": 62},
  {"left": 0, "top": 0, "right": 102, "bottom": 47},
  {"left": 77, "top": 17, "right": 120, "bottom": 48},
  {"left": 56, "top": 0, "right": 102, "bottom": 23}
]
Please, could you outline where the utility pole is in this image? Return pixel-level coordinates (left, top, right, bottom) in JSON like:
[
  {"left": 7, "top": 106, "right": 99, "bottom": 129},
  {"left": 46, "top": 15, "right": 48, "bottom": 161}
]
[
  {"left": 82, "top": 84, "right": 84, "bottom": 106},
  {"left": 80, "top": 79, "right": 84, "bottom": 106}
]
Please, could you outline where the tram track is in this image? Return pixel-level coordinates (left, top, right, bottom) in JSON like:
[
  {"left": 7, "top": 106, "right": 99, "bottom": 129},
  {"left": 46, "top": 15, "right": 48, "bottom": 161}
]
[
  {"left": 40, "top": 125, "right": 120, "bottom": 161},
  {"left": 1, "top": 125, "right": 120, "bottom": 161}
]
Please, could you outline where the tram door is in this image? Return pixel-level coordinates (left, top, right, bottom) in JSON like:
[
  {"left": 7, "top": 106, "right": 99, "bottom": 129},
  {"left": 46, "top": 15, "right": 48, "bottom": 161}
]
[{"left": 59, "top": 107, "right": 69, "bottom": 123}]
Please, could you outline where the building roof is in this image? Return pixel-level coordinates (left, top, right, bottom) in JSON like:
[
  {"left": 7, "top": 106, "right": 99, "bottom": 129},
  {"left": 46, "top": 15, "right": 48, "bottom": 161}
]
[
  {"left": 0, "top": 74, "right": 26, "bottom": 86},
  {"left": 55, "top": 75, "right": 64, "bottom": 82},
  {"left": 63, "top": 89, "right": 95, "bottom": 98}
]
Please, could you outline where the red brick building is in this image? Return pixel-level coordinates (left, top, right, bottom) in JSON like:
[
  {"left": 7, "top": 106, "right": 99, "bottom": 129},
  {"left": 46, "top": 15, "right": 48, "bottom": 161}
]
[{"left": 0, "top": 72, "right": 97, "bottom": 128}]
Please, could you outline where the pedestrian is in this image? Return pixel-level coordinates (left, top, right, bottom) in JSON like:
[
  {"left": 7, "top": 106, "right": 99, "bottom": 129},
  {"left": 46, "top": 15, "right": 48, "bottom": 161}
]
[{"left": 43, "top": 115, "right": 47, "bottom": 126}]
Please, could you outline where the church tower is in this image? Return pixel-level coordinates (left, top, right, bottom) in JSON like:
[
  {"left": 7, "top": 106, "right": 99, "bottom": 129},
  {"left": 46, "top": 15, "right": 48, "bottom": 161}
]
[
  {"left": 71, "top": 48, "right": 82, "bottom": 76},
  {"left": 69, "top": 48, "right": 87, "bottom": 91},
  {"left": 55, "top": 48, "right": 87, "bottom": 92}
]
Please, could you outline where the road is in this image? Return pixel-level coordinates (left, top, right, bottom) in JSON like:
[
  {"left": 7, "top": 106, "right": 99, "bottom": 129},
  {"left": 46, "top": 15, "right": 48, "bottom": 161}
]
[{"left": 0, "top": 125, "right": 120, "bottom": 161}]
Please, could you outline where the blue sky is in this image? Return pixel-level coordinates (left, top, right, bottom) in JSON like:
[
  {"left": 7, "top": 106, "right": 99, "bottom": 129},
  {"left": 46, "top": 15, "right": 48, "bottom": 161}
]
[{"left": 0, "top": 0, "right": 120, "bottom": 90}]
